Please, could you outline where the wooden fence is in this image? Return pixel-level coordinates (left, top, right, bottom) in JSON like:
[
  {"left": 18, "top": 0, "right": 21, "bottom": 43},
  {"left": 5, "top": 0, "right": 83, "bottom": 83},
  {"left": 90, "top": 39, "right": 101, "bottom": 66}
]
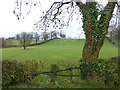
[
  {"left": 31, "top": 64, "right": 96, "bottom": 84},
  {"left": 32, "top": 66, "right": 95, "bottom": 77}
]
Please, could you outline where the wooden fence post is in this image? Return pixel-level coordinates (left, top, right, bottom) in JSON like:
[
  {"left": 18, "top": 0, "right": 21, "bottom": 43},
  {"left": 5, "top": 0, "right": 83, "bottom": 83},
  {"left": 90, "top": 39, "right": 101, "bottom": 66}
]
[{"left": 50, "top": 64, "right": 59, "bottom": 85}]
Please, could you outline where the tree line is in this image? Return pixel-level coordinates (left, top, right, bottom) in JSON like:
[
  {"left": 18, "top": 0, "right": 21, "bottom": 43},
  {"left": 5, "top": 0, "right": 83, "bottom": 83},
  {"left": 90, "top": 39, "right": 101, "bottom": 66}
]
[{"left": 1, "top": 30, "right": 66, "bottom": 49}]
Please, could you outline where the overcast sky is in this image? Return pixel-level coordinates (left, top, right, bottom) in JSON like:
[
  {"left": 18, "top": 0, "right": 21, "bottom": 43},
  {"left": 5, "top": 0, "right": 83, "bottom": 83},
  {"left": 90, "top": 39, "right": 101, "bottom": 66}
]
[{"left": 0, "top": 0, "right": 116, "bottom": 39}]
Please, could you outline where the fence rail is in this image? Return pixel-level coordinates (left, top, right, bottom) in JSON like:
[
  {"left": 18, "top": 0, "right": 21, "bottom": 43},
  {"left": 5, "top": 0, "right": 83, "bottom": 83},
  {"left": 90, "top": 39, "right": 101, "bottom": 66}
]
[{"left": 32, "top": 66, "right": 96, "bottom": 77}]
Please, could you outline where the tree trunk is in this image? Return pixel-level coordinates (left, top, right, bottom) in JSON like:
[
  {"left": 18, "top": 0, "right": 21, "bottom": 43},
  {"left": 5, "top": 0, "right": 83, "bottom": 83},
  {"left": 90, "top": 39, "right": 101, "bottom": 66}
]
[
  {"left": 82, "top": 39, "right": 103, "bottom": 61},
  {"left": 76, "top": 1, "right": 116, "bottom": 80},
  {"left": 36, "top": 39, "right": 37, "bottom": 45},
  {"left": 23, "top": 46, "right": 26, "bottom": 49},
  {"left": 78, "top": 1, "right": 116, "bottom": 61}
]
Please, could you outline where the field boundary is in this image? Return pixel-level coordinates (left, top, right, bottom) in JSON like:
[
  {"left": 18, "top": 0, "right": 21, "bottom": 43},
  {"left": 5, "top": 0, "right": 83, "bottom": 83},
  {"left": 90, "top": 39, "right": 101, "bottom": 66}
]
[
  {"left": 1, "top": 39, "right": 54, "bottom": 48},
  {"left": 32, "top": 66, "right": 95, "bottom": 77}
]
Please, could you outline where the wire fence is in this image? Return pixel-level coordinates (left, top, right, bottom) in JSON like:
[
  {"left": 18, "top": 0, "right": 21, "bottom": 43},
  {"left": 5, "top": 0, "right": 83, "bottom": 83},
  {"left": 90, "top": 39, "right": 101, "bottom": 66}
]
[{"left": 32, "top": 66, "right": 96, "bottom": 77}]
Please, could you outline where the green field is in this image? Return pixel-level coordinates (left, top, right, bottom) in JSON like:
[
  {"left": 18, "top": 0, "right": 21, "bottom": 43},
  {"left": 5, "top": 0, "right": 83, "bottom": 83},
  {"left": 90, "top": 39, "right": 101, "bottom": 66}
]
[
  {"left": 2, "top": 39, "right": 119, "bottom": 88},
  {"left": 2, "top": 39, "right": 118, "bottom": 63}
]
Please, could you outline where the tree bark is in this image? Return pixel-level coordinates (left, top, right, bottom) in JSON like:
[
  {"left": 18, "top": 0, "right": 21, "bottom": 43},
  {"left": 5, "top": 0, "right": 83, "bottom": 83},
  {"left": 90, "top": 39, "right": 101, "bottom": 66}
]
[
  {"left": 76, "top": 1, "right": 116, "bottom": 61},
  {"left": 23, "top": 45, "right": 26, "bottom": 49},
  {"left": 82, "top": 39, "right": 103, "bottom": 61},
  {"left": 76, "top": 1, "right": 116, "bottom": 80}
]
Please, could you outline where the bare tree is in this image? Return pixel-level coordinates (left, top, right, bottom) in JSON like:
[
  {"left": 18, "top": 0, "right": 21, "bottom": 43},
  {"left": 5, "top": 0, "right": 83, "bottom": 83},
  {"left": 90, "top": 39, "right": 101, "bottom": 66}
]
[
  {"left": 42, "top": 32, "right": 49, "bottom": 41},
  {"left": 34, "top": 32, "right": 40, "bottom": 44},
  {"left": 60, "top": 30, "right": 66, "bottom": 38},
  {"left": 16, "top": 32, "right": 32, "bottom": 49},
  {"left": 16, "top": 34, "right": 20, "bottom": 40}
]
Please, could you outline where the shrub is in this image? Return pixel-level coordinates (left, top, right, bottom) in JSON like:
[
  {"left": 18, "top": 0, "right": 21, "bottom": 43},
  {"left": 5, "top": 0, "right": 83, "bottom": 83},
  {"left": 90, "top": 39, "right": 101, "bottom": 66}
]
[
  {"left": 2, "top": 60, "right": 44, "bottom": 87},
  {"left": 79, "top": 59, "right": 119, "bottom": 88}
]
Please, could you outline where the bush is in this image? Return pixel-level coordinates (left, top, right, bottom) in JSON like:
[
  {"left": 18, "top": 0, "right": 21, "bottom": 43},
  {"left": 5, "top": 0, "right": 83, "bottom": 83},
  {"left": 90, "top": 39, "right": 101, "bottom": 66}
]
[
  {"left": 79, "top": 59, "right": 119, "bottom": 88},
  {"left": 2, "top": 60, "right": 44, "bottom": 87}
]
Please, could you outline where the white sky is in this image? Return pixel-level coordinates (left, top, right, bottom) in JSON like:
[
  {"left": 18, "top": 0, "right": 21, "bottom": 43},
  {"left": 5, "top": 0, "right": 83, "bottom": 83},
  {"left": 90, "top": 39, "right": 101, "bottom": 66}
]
[{"left": 0, "top": 0, "right": 116, "bottom": 39}]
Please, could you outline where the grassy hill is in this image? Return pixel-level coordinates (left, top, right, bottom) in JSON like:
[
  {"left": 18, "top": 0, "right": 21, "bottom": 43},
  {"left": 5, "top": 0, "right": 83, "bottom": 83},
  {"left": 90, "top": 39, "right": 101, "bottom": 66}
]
[
  {"left": 2, "top": 39, "right": 119, "bottom": 88},
  {"left": 2, "top": 39, "right": 118, "bottom": 63}
]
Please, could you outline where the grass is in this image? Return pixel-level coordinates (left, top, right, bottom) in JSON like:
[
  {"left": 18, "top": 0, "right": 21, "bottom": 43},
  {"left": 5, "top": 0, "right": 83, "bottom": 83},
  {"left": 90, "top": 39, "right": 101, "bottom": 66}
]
[
  {"left": 2, "top": 39, "right": 119, "bottom": 88},
  {"left": 2, "top": 39, "right": 118, "bottom": 63},
  {"left": 8, "top": 79, "right": 106, "bottom": 88}
]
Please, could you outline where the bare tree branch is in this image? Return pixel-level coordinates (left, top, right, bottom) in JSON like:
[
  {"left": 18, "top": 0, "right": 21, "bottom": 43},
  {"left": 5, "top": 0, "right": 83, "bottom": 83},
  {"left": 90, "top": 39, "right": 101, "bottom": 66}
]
[
  {"left": 32, "top": 66, "right": 81, "bottom": 76},
  {"left": 33, "top": 1, "right": 81, "bottom": 31},
  {"left": 75, "top": 1, "right": 86, "bottom": 10}
]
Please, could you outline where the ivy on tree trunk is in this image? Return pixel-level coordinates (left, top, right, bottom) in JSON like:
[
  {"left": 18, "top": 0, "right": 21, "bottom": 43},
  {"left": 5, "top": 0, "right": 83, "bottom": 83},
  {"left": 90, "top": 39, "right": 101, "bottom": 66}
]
[{"left": 76, "top": 1, "right": 116, "bottom": 61}]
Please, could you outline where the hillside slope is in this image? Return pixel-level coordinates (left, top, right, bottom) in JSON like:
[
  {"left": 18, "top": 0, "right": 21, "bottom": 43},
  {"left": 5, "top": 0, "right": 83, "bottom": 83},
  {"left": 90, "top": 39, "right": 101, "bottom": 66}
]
[{"left": 2, "top": 39, "right": 118, "bottom": 63}]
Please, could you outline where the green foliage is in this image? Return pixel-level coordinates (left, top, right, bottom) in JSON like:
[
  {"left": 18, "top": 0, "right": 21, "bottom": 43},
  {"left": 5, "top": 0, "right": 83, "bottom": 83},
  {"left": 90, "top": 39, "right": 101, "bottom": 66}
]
[
  {"left": 80, "top": 2, "right": 115, "bottom": 49},
  {"left": 79, "top": 59, "right": 119, "bottom": 87},
  {"left": 2, "top": 60, "right": 44, "bottom": 86},
  {"left": 7, "top": 60, "right": 106, "bottom": 88},
  {"left": 79, "top": 59, "right": 99, "bottom": 77}
]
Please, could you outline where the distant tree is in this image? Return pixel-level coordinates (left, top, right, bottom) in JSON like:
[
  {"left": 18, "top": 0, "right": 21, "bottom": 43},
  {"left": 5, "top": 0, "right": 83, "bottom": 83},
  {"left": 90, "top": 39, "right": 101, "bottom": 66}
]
[
  {"left": 16, "top": 32, "right": 32, "bottom": 49},
  {"left": 60, "top": 31, "right": 66, "bottom": 39},
  {"left": 28, "top": 33, "right": 33, "bottom": 45},
  {"left": 29, "top": 32, "right": 34, "bottom": 41},
  {"left": 50, "top": 31, "right": 58, "bottom": 39},
  {"left": 34, "top": 32, "right": 40, "bottom": 44},
  {"left": 42, "top": 32, "right": 49, "bottom": 41},
  {"left": 50, "top": 31, "right": 54, "bottom": 39},
  {"left": 53, "top": 32, "right": 57, "bottom": 39},
  {"left": 6, "top": 37, "right": 16, "bottom": 40},
  {"left": 16, "top": 34, "right": 20, "bottom": 40}
]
